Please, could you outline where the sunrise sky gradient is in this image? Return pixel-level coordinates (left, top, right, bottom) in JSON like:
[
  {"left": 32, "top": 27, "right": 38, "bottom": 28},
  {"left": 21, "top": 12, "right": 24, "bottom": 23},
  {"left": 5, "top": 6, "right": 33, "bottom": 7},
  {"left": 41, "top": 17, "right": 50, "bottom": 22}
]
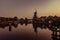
[{"left": 0, "top": 0, "right": 60, "bottom": 18}]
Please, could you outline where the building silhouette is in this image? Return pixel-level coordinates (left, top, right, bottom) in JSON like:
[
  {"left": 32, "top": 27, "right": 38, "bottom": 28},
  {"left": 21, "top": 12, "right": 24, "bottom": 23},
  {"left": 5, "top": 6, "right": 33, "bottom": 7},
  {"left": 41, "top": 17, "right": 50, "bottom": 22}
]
[
  {"left": 33, "top": 10, "right": 38, "bottom": 19},
  {"left": 32, "top": 10, "right": 38, "bottom": 33}
]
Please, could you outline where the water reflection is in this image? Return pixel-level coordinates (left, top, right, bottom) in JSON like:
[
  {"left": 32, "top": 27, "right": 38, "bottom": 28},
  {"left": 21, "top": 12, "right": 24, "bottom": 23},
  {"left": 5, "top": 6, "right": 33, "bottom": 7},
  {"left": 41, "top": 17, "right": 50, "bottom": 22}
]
[
  {"left": 0, "top": 21, "right": 60, "bottom": 40},
  {"left": 32, "top": 24, "right": 60, "bottom": 40}
]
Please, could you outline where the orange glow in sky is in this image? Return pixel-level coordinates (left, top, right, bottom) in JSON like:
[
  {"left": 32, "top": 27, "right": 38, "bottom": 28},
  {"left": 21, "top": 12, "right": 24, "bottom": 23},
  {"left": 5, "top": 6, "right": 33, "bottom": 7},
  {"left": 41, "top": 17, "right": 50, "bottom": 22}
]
[{"left": 0, "top": 0, "right": 60, "bottom": 18}]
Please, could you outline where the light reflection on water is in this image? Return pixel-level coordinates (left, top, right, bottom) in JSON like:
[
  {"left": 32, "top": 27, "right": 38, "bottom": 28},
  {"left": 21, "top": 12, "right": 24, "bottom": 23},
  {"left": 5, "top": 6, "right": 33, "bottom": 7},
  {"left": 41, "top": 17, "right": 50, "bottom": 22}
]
[{"left": 0, "top": 24, "right": 52, "bottom": 40}]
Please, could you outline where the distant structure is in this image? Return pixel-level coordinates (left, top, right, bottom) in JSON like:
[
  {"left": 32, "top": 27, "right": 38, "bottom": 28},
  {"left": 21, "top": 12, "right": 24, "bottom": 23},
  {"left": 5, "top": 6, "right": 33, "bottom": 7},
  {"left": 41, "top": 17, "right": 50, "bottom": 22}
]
[
  {"left": 32, "top": 10, "right": 38, "bottom": 33},
  {"left": 33, "top": 9, "right": 38, "bottom": 19}
]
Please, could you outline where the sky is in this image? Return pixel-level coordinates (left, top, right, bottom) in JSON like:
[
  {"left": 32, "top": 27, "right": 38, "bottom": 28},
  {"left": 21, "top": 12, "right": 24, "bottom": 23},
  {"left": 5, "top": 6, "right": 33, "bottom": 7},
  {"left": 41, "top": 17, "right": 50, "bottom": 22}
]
[{"left": 0, "top": 0, "right": 60, "bottom": 18}]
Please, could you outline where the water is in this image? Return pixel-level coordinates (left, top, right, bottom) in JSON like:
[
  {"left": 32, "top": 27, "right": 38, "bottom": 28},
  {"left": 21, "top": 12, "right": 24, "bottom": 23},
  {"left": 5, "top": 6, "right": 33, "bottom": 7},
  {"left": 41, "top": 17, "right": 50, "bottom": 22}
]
[{"left": 0, "top": 24, "right": 52, "bottom": 40}]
